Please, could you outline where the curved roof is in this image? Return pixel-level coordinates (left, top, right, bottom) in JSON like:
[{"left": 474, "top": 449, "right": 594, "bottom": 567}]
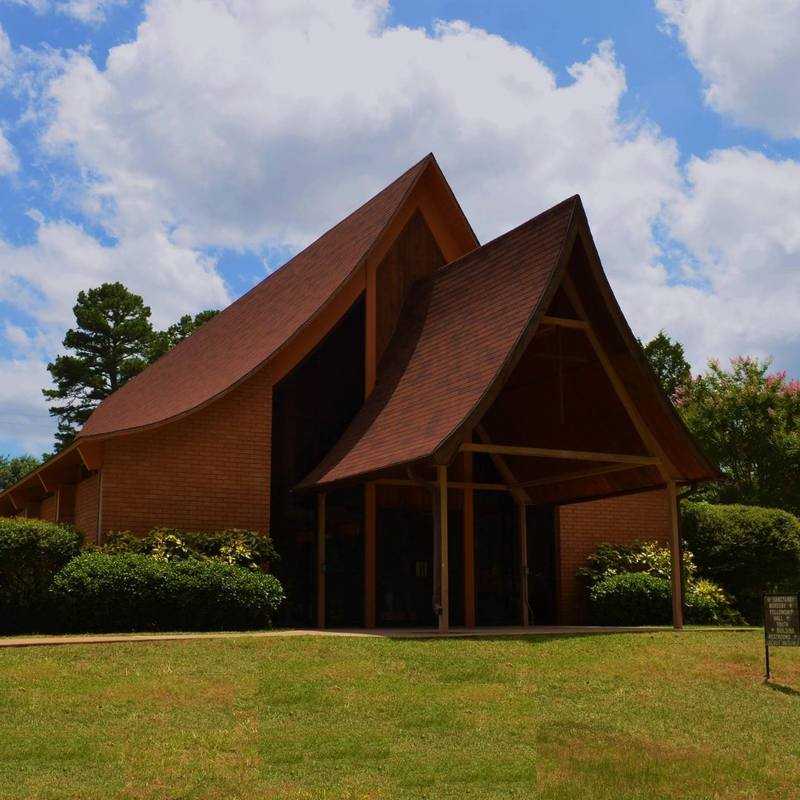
[
  {"left": 79, "top": 155, "right": 436, "bottom": 438},
  {"left": 300, "top": 196, "right": 580, "bottom": 488},
  {"left": 300, "top": 194, "right": 719, "bottom": 490}
]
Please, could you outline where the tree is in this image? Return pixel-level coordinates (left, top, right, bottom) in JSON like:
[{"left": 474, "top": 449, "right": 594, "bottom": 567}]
[
  {"left": 679, "top": 357, "right": 800, "bottom": 514},
  {"left": 641, "top": 331, "right": 692, "bottom": 401},
  {"left": 147, "top": 310, "right": 219, "bottom": 363},
  {"left": 43, "top": 283, "right": 154, "bottom": 450},
  {"left": 0, "top": 454, "right": 40, "bottom": 491}
]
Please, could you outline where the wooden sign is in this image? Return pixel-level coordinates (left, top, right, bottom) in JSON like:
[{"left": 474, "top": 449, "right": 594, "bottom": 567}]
[{"left": 763, "top": 594, "right": 800, "bottom": 679}]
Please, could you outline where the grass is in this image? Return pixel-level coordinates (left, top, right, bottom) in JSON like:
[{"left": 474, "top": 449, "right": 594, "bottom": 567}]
[{"left": 0, "top": 630, "right": 798, "bottom": 799}]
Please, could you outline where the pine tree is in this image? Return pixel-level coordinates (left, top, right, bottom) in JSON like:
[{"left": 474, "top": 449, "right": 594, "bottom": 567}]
[
  {"left": 43, "top": 283, "right": 154, "bottom": 449},
  {"left": 147, "top": 309, "right": 219, "bottom": 363}
]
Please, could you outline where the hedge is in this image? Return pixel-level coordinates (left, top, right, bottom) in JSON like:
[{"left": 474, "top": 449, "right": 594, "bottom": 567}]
[
  {"left": 588, "top": 571, "right": 743, "bottom": 626},
  {"left": 100, "top": 527, "right": 279, "bottom": 570},
  {"left": 681, "top": 502, "right": 800, "bottom": 623},
  {"left": 51, "top": 552, "right": 285, "bottom": 632},
  {"left": 589, "top": 572, "right": 673, "bottom": 626},
  {"left": 0, "top": 517, "right": 83, "bottom": 633}
]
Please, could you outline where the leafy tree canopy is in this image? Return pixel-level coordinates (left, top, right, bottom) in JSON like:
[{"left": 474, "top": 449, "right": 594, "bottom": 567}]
[
  {"left": 680, "top": 357, "right": 800, "bottom": 514},
  {"left": 0, "top": 454, "right": 40, "bottom": 491},
  {"left": 641, "top": 330, "right": 692, "bottom": 401},
  {"left": 43, "top": 282, "right": 154, "bottom": 450}
]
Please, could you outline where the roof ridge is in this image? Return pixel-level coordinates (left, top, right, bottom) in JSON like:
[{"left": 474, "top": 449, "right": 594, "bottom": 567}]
[
  {"left": 77, "top": 153, "right": 437, "bottom": 440},
  {"left": 192, "top": 153, "right": 434, "bottom": 323},
  {"left": 432, "top": 194, "right": 581, "bottom": 281}
]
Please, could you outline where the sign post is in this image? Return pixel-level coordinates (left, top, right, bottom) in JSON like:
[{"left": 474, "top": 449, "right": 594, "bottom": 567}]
[{"left": 763, "top": 594, "right": 800, "bottom": 680}]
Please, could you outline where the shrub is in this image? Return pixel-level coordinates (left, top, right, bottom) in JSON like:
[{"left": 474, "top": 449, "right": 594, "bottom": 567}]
[
  {"left": 0, "top": 517, "right": 82, "bottom": 633},
  {"left": 578, "top": 540, "right": 697, "bottom": 586},
  {"left": 98, "top": 527, "right": 279, "bottom": 571},
  {"left": 589, "top": 572, "right": 672, "bottom": 626},
  {"left": 51, "top": 552, "right": 285, "bottom": 632},
  {"left": 685, "top": 579, "right": 745, "bottom": 626},
  {"left": 681, "top": 502, "right": 800, "bottom": 622}
]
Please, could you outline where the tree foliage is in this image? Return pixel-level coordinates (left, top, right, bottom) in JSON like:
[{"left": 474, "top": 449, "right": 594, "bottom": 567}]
[
  {"left": 641, "top": 330, "right": 692, "bottom": 401},
  {"left": 43, "top": 283, "right": 154, "bottom": 449},
  {"left": 0, "top": 454, "right": 40, "bottom": 491},
  {"left": 682, "top": 501, "right": 800, "bottom": 622},
  {"left": 147, "top": 310, "right": 219, "bottom": 362},
  {"left": 42, "top": 281, "right": 220, "bottom": 450},
  {"left": 681, "top": 357, "right": 800, "bottom": 513}
]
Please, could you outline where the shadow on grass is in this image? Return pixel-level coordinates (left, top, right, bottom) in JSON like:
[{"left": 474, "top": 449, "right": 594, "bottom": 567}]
[
  {"left": 386, "top": 633, "right": 610, "bottom": 648},
  {"left": 764, "top": 681, "right": 800, "bottom": 697}
]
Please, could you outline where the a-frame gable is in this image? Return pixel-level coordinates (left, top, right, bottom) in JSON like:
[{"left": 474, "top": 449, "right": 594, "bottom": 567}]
[{"left": 300, "top": 195, "right": 718, "bottom": 493}]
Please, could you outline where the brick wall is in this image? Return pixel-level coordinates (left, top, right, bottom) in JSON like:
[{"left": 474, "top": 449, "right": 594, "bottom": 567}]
[
  {"left": 59, "top": 484, "right": 76, "bottom": 526},
  {"left": 100, "top": 367, "right": 272, "bottom": 537},
  {"left": 74, "top": 474, "right": 100, "bottom": 540},
  {"left": 557, "top": 489, "right": 670, "bottom": 624},
  {"left": 39, "top": 493, "right": 58, "bottom": 522}
]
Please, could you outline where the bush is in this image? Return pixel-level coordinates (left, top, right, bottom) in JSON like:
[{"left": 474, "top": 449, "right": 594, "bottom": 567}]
[
  {"left": 681, "top": 502, "right": 800, "bottom": 623},
  {"left": 51, "top": 552, "right": 285, "bottom": 632},
  {"left": 685, "top": 579, "right": 745, "bottom": 626},
  {"left": 99, "top": 527, "right": 279, "bottom": 571},
  {"left": 583, "top": 538, "right": 745, "bottom": 626},
  {"left": 589, "top": 572, "right": 672, "bottom": 626},
  {"left": 578, "top": 539, "right": 696, "bottom": 586},
  {"left": 0, "top": 517, "right": 82, "bottom": 633}
]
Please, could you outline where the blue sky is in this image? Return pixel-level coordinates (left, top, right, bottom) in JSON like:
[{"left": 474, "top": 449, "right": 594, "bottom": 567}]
[{"left": 1, "top": 0, "right": 799, "bottom": 456}]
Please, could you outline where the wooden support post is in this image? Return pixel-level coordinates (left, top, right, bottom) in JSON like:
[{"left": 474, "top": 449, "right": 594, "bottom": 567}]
[
  {"left": 317, "top": 493, "right": 326, "bottom": 629},
  {"left": 463, "top": 446, "right": 476, "bottom": 628},
  {"left": 667, "top": 480, "right": 684, "bottom": 630},
  {"left": 437, "top": 465, "right": 449, "bottom": 633},
  {"left": 517, "top": 500, "right": 530, "bottom": 626},
  {"left": 364, "top": 483, "right": 376, "bottom": 628}
]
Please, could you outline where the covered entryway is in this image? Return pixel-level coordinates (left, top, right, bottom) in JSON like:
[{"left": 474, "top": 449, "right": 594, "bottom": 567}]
[{"left": 300, "top": 194, "right": 718, "bottom": 631}]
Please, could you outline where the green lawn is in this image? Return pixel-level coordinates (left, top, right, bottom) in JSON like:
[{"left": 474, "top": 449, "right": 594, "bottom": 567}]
[{"left": 1, "top": 631, "right": 798, "bottom": 799}]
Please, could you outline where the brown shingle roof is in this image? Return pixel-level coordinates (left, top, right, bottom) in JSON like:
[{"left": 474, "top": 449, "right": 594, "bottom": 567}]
[
  {"left": 300, "top": 196, "right": 580, "bottom": 488},
  {"left": 79, "top": 155, "right": 435, "bottom": 438}
]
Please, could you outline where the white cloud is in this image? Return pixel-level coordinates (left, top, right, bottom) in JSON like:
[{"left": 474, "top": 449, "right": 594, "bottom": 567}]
[
  {"left": 0, "top": 23, "right": 13, "bottom": 85},
  {"left": 2, "top": 0, "right": 799, "bottom": 457},
  {"left": 0, "top": 217, "right": 230, "bottom": 330},
  {"left": 2, "top": 0, "right": 126, "bottom": 24},
  {"left": 0, "top": 353, "right": 54, "bottom": 453},
  {"left": 0, "top": 128, "right": 17, "bottom": 174},
  {"left": 42, "top": 0, "right": 679, "bottom": 285},
  {"left": 653, "top": 149, "right": 800, "bottom": 367},
  {"left": 657, "top": 0, "right": 800, "bottom": 138},
  {"left": 0, "top": 216, "right": 231, "bottom": 452}
]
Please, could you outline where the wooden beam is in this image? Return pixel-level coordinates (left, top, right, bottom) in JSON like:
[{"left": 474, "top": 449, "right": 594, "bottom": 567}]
[
  {"left": 519, "top": 463, "right": 640, "bottom": 489},
  {"left": 540, "top": 315, "right": 589, "bottom": 330},
  {"left": 365, "top": 260, "right": 377, "bottom": 398},
  {"left": 462, "top": 442, "right": 659, "bottom": 466},
  {"left": 317, "top": 493, "right": 326, "bottom": 629},
  {"left": 561, "top": 273, "right": 679, "bottom": 481},
  {"left": 76, "top": 441, "right": 104, "bottom": 472},
  {"left": 374, "top": 478, "right": 509, "bottom": 492},
  {"left": 475, "top": 425, "right": 531, "bottom": 505},
  {"left": 8, "top": 488, "right": 24, "bottom": 511},
  {"left": 437, "top": 465, "right": 449, "bottom": 633},
  {"left": 667, "top": 480, "right": 684, "bottom": 630},
  {"left": 517, "top": 500, "right": 529, "bottom": 626},
  {"left": 462, "top": 442, "right": 476, "bottom": 628},
  {"left": 364, "top": 483, "right": 376, "bottom": 628}
]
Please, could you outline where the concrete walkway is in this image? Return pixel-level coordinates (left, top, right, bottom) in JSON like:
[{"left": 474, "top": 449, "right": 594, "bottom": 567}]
[{"left": 0, "top": 625, "right": 751, "bottom": 649}]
